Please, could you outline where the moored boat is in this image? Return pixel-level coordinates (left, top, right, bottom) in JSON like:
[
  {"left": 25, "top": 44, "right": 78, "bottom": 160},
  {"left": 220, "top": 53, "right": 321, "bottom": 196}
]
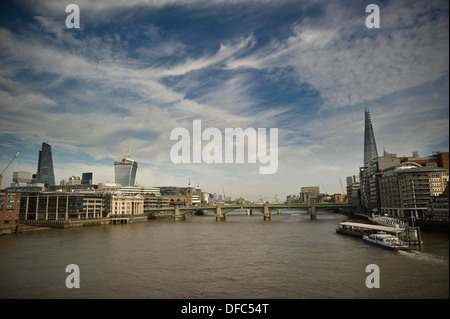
[
  {"left": 362, "top": 232, "right": 410, "bottom": 251},
  {"left": 335, "top": 221, "right": 402, "bottom": 238}
]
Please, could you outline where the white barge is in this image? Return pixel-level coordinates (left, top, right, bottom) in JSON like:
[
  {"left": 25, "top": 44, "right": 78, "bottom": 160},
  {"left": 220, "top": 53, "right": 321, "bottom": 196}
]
[{"left": 336, "top": 221, "right": 403, "bottom": 237}]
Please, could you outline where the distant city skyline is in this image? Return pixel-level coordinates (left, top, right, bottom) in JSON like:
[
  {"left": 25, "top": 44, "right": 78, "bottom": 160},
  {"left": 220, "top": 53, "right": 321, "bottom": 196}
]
[{"left": 1, "top": 0, "right": 448, "bottom": 201}]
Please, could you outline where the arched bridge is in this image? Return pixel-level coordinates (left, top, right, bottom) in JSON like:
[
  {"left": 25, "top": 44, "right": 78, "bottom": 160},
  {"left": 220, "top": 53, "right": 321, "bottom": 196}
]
[{"left": 143, "top": 203, "right": 357, "bottom": 221}]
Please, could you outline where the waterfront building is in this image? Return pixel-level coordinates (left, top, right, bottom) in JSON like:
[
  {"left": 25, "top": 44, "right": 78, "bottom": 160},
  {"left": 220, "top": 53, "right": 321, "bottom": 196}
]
[
  {"left": 36, "top": 142, "right": 55, "bottom": 188},
  {"left": 19, "top": 192, "right": 105, "bottom": 221},
  {"left": 378, "top": 162, "right": 449, "bottom": 218},
  {"left": 17, "top": 190, "right": 151, "bottom": 222},
  {"left": 427, "top": 182, "right": 449, "bottom": 221},
  {"left": 360, "top": 151, "right": 401, "bottom": 214},
  {"left": 114, "top": 151, "right": 138, "bottom": 187},
  {"left": 108, "top": 194, "right": 144, "bottom": 217},
  {"left": 144, "top": 196, "right": 170, "bottom": 209},
  {"left": 0, "top": 190, "right": 21, "bottom": 228}
]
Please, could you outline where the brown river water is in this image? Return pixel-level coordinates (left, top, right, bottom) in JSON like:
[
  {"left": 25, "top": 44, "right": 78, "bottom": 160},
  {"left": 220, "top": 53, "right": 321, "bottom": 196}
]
[{"left": 0, "top": 211, "right": 448, "bottom": 299}]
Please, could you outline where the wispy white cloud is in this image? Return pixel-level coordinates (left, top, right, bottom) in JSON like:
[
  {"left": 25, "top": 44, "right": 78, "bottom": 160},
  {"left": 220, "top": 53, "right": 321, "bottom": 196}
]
[
  {"left": 159, "top": 35, "right": 256, "bottom": 77},
  {"left": 0, "top": 0, "right": 448, "bottom": 200},
  {"left": 225, "top": 0, "right": 449, "bottom": 110}
]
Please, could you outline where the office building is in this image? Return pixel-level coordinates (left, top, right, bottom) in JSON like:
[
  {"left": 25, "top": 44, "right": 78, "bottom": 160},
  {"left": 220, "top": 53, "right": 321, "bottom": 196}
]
[
  {"left": 427, "top": 182, "right": 449, "bottom": 221},
  {"left": 82, "top": 172, "right": 93, "bottom": 185},
  {"left": 378, "top": 162, "right": 449, "bottom": 218},
  {"left": 19, "top": 192, "right": 105, "bottom": 221},
  {"left": 108, "top": 194, "right": 144, "bottom": 216},
  {"left": 114, "top": 151, "right": 138, "bottom": 187},
  {"left": 11, "top": 171, "right": 33, "bottom": 187},
  {"left": 36, "top": 142, "right": 55, "bottom": 188}
]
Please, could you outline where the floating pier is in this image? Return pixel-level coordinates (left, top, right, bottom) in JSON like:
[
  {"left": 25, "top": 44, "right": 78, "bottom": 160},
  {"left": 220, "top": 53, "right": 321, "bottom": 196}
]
[{"left": 336, "top": 221, "right": 422, "bottom": 246}]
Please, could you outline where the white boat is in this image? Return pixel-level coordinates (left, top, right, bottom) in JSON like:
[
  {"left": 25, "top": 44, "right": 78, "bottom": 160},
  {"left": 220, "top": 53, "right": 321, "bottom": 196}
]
[{"left": 362, "top": 232, "right": 410, "bottom": 251}]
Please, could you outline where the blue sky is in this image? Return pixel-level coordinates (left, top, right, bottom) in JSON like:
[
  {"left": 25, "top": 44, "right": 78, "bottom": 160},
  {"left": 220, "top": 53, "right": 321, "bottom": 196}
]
[{"left": 0, "top": 0, "right": 448, "bottom": 201}]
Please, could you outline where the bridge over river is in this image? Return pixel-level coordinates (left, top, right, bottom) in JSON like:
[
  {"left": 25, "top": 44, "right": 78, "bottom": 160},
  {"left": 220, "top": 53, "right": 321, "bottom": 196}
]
[{"left": 144, "top": 202, "right": 357, "bottom": 221}]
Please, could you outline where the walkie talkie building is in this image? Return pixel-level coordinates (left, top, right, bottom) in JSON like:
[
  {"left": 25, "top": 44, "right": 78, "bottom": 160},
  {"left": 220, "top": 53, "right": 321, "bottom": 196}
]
[{"left": 114, "top": 151, "right": 138, "bottom": 187}]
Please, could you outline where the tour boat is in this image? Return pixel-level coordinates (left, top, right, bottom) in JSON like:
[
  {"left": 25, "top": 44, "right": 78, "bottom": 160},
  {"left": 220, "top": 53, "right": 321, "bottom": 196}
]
[{"left": 362, "top": 232, "right": 410, "bottom": 251}]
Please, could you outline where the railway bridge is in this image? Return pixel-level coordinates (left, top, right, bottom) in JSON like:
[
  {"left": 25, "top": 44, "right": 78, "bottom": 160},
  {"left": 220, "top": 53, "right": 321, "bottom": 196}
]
[{"left": 143, "top": 202, "right": 357, "bottom": 221}]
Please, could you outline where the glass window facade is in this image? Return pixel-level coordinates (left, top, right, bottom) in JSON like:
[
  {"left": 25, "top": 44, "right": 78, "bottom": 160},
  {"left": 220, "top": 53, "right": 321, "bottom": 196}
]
[
  {"left": 36, "top": 142, "right": 55, "bottom": 187},
  {"left": 114, "top": 157, "right": 138, "bottom": 187}
]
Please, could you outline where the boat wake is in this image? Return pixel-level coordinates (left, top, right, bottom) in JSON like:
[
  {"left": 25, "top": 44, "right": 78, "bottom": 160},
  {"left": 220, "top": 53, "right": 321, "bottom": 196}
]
[{"left": 398, "top": 249, "right": 448, "bottom": 265}]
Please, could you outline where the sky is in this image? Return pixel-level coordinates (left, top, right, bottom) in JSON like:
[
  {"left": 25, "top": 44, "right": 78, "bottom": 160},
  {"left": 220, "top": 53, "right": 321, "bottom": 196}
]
[{"left": 0, "top": 0, "right": 448, "bottom": 202}]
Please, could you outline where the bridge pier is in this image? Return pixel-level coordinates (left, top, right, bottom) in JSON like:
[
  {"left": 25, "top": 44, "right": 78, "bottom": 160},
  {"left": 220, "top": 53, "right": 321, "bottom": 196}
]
[
  {"left": 310, "top": 200, "right": 316, "bottom": 220},
  {"left": 216, "top": 206, "right": 225, "bottom": 221},
  {"left": 246, "top": 209, "right": 252, "bottom": 216},
  {"left": 264, "top": 203, "right": 271, "bottom": 221},
  {"left": 174, "top": 205, "right": 185, "bottom": 221}
]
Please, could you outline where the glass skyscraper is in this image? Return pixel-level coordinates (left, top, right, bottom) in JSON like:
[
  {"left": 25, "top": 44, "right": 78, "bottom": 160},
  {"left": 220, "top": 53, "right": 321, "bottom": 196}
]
[
  {"left": 37, "top": 142, "right": 55, "bottom": 188},
  {"left": 363, "top": 108, "right": 378, "bottom": 166},
  {"left": 114, "top": 152, "right": 138, "bottom": 187},
  {"left": 360, "top": 109, "right": 380, "bottom": 213}
]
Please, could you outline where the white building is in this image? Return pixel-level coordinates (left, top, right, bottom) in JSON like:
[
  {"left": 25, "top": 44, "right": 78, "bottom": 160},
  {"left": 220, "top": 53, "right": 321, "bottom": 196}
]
[{"left": 109, "top": 194, "right": 144, "bottom": 216}]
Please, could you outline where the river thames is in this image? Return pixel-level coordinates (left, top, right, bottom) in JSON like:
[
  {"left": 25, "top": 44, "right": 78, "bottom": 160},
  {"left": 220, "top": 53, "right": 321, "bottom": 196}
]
[{"left": 0, "top": 211, "right": 448, "bottom": 299}]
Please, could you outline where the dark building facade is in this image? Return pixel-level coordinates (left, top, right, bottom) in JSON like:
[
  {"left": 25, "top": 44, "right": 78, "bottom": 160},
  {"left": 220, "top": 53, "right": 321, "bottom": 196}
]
[
  {"left": 36, "top": 142, "right": 55, "bottom": 188},
  {"left": 82, "top": 172, "right": 93, "bottom": 185}
]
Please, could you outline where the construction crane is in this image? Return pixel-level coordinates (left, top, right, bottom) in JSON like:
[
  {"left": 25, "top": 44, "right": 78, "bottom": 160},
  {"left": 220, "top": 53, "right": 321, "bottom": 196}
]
[
  {"left": 319, "top": 182, "right": 328, "bottom": 195},
  {"left": 0, "top": 151, "right": 20, "bottom": 189},
  {"left": 339, "top": 177, "right": 345, "bottom": 194}
]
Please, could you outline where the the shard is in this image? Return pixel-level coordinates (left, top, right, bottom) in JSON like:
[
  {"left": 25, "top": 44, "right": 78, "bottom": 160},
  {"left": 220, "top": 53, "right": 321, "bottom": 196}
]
[{"left": 364, "top": 108, "right": 378, "bottom": 165}]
